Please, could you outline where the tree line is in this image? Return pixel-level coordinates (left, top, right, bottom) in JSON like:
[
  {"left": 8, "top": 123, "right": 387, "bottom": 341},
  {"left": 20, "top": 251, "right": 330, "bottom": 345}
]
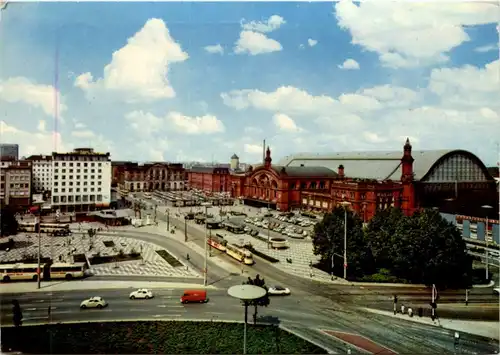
[{"left": 312, "top": 206, "right": 475, "bottom": 288}]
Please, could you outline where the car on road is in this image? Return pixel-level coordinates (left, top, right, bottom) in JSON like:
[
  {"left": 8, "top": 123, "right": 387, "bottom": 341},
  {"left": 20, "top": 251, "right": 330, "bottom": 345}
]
[
  {"left": 129, "top": 289, "right": 154, "bottom": 300},
  {"left": 268, "top": 286, "right": 291, "bottom": 296},
  {"left": 80, "top": 296, "right": 108, "bottom": 309},
  {"left": 181, "top": 289, "right": 209, "bottom": 303}
]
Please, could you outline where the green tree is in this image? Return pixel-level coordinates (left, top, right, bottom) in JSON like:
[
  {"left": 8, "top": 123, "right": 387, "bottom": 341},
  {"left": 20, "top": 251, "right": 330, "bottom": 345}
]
[
  {"left": 391, "top": 208, "right": 472, "bottom": 288},
  {"left": 313, "top": 206, "right": 374, "bottom": 279},
  {"left": 365, "top": 207, "right": 405, "bottom": 270},
  {"left": 244, "top": 274, "right": 270, "bottom": 325},
  {"left": 1, "top": 205, "right": 19, "bottom": 237}
]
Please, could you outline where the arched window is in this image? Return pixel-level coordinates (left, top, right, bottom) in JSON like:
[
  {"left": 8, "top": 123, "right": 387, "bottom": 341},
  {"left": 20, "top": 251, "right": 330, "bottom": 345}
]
[{"left": 426, "top": 153, "right": 489, "bottom": 182}]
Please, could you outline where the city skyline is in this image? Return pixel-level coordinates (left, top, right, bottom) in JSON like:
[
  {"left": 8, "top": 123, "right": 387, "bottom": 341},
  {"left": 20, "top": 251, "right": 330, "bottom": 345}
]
[{"left": 1, "top": 2, "right": 499, "bottom": 165}]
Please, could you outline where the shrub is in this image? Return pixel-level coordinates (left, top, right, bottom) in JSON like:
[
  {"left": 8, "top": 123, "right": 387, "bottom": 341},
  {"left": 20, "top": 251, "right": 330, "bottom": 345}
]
[{"left": 0, "top": 321, "right": 326, "bottom": 354}]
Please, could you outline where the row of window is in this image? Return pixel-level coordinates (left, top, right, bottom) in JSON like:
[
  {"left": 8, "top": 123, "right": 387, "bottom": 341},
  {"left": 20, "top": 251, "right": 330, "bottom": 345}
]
[
  {"left": 53, "top": 195, "right": 104, "bottom": 203},
  {"left": 54, "top": 161, "right": 104, "bottom": 167},
  {"left": 54, "top": 175, "right": 103, "bottom": 180},
  {"left": 54, "top": 180, "right": 102, "bottom": 187},
  {"left": 8, "top": 183, "right": 30, "bottom": 189},
  {"left": 54, "top": 187, "right": 102, "bottom": 193}
]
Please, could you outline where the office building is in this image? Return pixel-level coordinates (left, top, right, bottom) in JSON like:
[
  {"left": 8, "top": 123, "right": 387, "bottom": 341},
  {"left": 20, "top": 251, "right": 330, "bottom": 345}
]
[{"left": 51, "top": 148, "right": 112, "bottom": 212}]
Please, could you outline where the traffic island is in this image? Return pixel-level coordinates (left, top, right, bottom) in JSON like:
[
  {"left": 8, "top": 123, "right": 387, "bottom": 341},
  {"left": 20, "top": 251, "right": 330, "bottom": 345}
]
[{"left": 1, "top": 321, "right": 327, "bottom": 354}]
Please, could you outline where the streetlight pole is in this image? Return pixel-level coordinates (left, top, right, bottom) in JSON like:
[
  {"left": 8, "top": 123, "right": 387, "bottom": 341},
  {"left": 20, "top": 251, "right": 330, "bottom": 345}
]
[
  {"left": 167, "top": 209, "right": 170, "bottom": 231},
  {"left": 343, "top": 207, "right": 347, "bottom": 280},
  {"left": 204, "top": 204, "right": 209, "bottom": 286},
  {"left": 339, "top": 200, "right": 351, "bottom": 280},
  {"left": 482, "top": 205, "right": 493, "bottom": 281},
  {"left": 37, "top": 216, "right": 41, "bottom": 289}
]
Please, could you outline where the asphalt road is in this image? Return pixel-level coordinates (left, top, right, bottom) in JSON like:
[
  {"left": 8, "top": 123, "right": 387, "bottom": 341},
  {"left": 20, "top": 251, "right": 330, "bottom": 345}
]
[
  {"left": 135, "top": 206, "right": 500, "bottom": 315},
  {"left": 1, "top": 288, "right": 499, "bottom": 355},
  {"left": 74, "top": 199, "right": 499, "bottom": 353}
]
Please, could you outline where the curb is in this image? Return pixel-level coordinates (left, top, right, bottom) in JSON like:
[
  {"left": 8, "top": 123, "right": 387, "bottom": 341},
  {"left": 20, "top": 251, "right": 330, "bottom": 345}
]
[
  {"left": 281, "top": 326, "right": 336, "bottom": 354},
  {"left": 360, "top": 307, "right": 500, "bottom": 341},
  {"left": 0, "top": 282, "right": 218, "bottom": 295}
]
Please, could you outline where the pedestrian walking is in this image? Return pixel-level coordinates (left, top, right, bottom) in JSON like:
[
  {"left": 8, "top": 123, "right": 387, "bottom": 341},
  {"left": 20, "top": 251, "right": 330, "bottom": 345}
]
[
  {"left": 401, "top": 304, "right": 405, "bottom": 314},
  {"left": 408, "top": 307, "right": 413, "bottom": 317}
]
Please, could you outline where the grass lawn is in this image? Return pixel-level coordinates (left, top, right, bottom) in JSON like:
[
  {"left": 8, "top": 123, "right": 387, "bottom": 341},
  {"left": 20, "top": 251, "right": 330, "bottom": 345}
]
[{"left": 1, "top": 321, "right": 327, "bottom": 354}]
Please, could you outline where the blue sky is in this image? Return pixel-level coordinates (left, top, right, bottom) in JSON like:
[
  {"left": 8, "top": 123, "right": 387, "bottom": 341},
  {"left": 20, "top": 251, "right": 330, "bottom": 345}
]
[{"left": 1, "top": 1, "right": 499, "bottom": 166}]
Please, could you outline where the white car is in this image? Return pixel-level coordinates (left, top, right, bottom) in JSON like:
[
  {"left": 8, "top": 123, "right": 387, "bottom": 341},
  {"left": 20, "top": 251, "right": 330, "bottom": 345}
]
[
  {"left": 129, "top": 289, "right": 154, "bottom": 300},
  {"left": 80, "top": 296, "right": 108, "bottom": 309},
  {"left": 268, "top": 286, "right": 291, "bottom": 296}
]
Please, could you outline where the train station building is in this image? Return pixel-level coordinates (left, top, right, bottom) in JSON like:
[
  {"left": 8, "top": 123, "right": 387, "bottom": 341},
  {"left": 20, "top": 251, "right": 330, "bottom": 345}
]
[{"left": 187, "top": 139, "right": 497, "bottom": 222}]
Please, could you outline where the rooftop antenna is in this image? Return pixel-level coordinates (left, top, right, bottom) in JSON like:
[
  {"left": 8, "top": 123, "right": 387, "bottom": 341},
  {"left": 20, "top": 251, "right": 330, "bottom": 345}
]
[
  {"left": 53, "top": 34, "right": 60, "bottom": 153},
  {"left": 263, "top": 139, "right": 266, "bottom": 164}
]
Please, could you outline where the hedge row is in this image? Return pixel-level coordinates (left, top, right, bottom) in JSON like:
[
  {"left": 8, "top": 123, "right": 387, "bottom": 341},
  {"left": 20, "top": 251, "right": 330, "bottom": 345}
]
[
  {"left": 155, "top": 249, "right": 183, "bottom": 267},
  {"left": 1, "top": 321, "right": 326, "bottom": 354}
]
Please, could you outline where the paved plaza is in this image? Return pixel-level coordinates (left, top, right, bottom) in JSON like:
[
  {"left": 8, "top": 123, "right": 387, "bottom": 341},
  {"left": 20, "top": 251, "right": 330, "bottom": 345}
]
[
  {"left": 134, "top": 203, "right": 337, "bottom": 283},
  {"left": 0, "top": 227, "right": 201, "bottom": 279}
]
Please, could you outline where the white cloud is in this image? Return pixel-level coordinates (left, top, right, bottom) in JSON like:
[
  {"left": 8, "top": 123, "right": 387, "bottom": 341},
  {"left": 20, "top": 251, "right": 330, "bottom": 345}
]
[
  {"left": 221, "top": 84, "right": 419, "bottom": 118},
  {"left": 335, "top": 0, "right": 498, "bottom": 68},
  {"left": 0, "top": 77, "right": 66, "bottom": 117},
  {"left": 338, "top": 58, "right": 360, "bottom": 70},
  {"left": 307, "top": 38, "right": 318, "bottom": 47},
  {"left": 272, "top": 113, "right": 302, "bottom": 133},
  {"left": 204, "top": 44, "right": 224, "bottom": 54},
  {"left": 428, "top": 59, "right": 499, "bottom": 109},
  {"left": 244, "top": 126, "right": 263, "bottom": 135},
  {"left": 37, "top": 120, "right": 46, "bottom": 132},
  {"left": 474, "top": 44, "right": 497, "bottom": 53},
  {"left": 126, "top": 110, "right": 225, "bottom": 136},
  {"left": 234, "top": 31, "right": 282, "bottom": 56},
  {"left": 241, "top": 15, "right": 286, "bottom": 33},
  {"left": 167, "top": 112, "right": 225, "bottom": 135},
  {"left": 244, "top": 143, "right": 264, "bottom": 155},
  {"left": 75, "top": 18, "right": 188, "bottom": 102},
  {"left": 71, "top": 129, "right": 96, "bottom": 139},
  {"left": 0, "top": 121, "right": 65, "bottom": 156}
]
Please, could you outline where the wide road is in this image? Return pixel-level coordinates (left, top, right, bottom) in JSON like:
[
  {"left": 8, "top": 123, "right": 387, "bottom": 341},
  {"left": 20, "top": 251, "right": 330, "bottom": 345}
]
[
  {"left": 1, "top": 288, "right": 499, "bottom": 355},
  {"left": 146, "top": 205, "right": 500, "bottom": 315}
]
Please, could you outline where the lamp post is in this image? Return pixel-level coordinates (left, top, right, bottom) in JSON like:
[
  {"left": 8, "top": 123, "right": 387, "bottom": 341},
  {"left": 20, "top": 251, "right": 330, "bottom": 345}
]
[
  {"left": 202, "top": 202, "right": 211, "bottom": 286},
  {"left": 36, "top": 216, "right": 42, "bottom": 289},
  {"left": 227, "top": 285, "right": 267, "bottom": 355},
  {"left": 339, "top": 201, "right": 351, "bottom": 280},
  {"left": 482, "top": 204, "right": 493, "bottom": 281}
]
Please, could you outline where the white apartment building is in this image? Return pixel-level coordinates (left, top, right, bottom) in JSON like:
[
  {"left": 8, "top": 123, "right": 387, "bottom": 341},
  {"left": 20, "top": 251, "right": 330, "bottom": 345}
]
[
  {"left": 26, "top": 155, "right": 53, "bottom": 192},
  {"left": 51, "top": 148, "right": 112, "bottom": 212}
]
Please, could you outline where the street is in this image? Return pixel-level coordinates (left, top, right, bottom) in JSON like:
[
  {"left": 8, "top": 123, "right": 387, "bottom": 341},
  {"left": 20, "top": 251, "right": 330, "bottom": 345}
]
[{"left": 1, "top": 288, "right": 499, "bottom": 355}]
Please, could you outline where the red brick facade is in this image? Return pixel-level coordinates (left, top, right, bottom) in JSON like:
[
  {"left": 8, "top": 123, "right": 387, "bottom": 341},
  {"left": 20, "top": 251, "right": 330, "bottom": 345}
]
[
  {"left": 187, "top": 166, "right": 231, "bottom": 193},
  {"left": 190, "top": 144, "right": 417, "bottom": 221}
]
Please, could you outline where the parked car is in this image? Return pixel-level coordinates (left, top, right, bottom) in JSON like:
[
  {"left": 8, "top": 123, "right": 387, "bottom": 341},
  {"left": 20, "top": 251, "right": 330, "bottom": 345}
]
[
  {"left": 129, "top": 289, "right": 154, "bottom": 300},
  {"left": 80, "top": 296, "right": 108, "bottom": 309},
  {"left": 268, "top": 286, "right": 291, "bottom": 296}
]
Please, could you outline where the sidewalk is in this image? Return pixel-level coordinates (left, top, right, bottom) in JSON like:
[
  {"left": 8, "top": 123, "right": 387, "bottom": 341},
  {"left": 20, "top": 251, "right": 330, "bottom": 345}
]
[
  {"left": 362, "top": 307, "right": 500, "bottom": 340},
  {"left": 0, "top": 280, "right": 217, "bottom": 294}
]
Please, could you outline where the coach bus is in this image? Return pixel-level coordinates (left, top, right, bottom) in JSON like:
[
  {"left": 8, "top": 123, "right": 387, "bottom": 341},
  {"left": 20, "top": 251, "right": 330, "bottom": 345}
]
[
  {"left": 0, "top": 262, "right": 87, "bottom": 282},
  {"left": 18, "top": 222, "right": 71, "bottom": 236}
]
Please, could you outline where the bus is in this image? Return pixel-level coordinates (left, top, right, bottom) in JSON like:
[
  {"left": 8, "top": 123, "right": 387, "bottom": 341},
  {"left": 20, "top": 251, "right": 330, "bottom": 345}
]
[
  {"left": 208, "top": 233, "right": 228, "bottom": 252},
  {"left": 49, "top": 262, "right": 88, "bottom": 280},
  {"left": 225, "top": 244, "right": 254, "bottom": 265},
  {"left": 0, "top": 262, "right": 87, "bottom": 282},
  {"left": 223, "top": 222, "right": 245, "bottom": 234},
  {"left": 18, "top": 222, "right": 71, "bottom": 236}
]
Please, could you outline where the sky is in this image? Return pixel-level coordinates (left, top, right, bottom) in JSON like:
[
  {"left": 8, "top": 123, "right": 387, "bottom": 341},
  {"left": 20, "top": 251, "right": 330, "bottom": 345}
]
[{"left": 0, "top": 1, "right": 499, "bottom": 166}]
